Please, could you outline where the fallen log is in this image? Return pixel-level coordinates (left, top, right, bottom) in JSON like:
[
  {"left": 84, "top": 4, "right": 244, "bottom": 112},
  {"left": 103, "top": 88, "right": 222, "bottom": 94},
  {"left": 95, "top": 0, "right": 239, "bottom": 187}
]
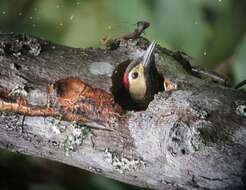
[{"left": 0, "top": 31, "right": 245, "bottom": 190}]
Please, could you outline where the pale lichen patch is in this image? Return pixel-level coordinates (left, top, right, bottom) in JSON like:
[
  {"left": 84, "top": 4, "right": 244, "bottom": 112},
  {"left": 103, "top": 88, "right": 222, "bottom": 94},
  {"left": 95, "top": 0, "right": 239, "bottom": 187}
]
[
  {"left": 236, "top": 105, "right": 246, "bottom": 117},
  {"left": 50, "top": 117, "right": 62, "bottom": 134},
  {"left": 64, "top": 121, "right": 93, "bottom": 156},
  {"left": 13, "top": 52, "right": 22, "bottom": 57},
  {"left": 88, "top": 62, "right": 114, "bottom": 77},
  {"left": 9, "top": 85, "right": 28, "bottom": 97},
  {"left": 125, "top": 110, "right": 135, "bottom": 117},
  {"left": 26, "top": 38, "right": 41, "bottom": 56},
  {"left": 104, "top": 148, "right": 145, "bottom": 174},
  {"left": 28, "top": 89, "right": 47, "bottom": 106},
  {"left": 193, "top": 109, "right": 209, "bottom": 120},
  {"left": 88, "top": 166, "right": 103, "bottom": 174}
]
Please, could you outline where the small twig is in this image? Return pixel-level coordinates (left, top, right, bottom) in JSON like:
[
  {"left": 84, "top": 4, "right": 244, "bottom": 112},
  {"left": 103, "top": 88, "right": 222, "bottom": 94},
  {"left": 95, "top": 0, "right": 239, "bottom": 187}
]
[
  {"left": 120, "top": 21, "right": 150, "bottom": 40},
  {"left": 235, "top": 80, "right": 246, "bottom": 89},
  {"left": 102, "top": 21, "right": 150, "bottom": 50}
]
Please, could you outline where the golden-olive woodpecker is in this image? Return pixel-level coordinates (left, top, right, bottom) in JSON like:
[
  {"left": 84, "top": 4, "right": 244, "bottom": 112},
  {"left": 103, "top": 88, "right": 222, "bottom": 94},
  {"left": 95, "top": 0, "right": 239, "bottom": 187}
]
[{"left": 123, "top": 41, "right": 163, "bottom": 108}]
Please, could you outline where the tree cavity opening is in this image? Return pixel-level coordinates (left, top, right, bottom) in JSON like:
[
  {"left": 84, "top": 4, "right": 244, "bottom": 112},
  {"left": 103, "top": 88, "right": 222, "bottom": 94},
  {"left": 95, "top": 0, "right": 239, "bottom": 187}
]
[{"left": 111, "top": 60, "right": 164, "bottom": 111}]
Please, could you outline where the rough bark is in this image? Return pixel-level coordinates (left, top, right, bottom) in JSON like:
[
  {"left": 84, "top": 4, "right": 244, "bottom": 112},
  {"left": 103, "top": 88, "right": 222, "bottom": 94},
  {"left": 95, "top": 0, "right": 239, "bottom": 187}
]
[{"left": 0, "top": 33, "right": 246, "bottom": 190}]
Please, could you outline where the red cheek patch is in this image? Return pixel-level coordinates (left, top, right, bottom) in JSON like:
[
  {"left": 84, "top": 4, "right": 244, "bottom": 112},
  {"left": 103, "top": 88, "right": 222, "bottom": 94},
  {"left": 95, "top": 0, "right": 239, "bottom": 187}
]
[{"left": 123, "top": 73, "right": 129, "bottom": 90}]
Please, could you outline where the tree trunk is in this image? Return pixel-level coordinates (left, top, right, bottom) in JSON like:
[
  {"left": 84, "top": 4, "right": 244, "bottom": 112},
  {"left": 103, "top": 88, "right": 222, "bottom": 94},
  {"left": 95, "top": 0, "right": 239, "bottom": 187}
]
[{"left": 0, "top": 33, "right": 246, "bottom": 190}]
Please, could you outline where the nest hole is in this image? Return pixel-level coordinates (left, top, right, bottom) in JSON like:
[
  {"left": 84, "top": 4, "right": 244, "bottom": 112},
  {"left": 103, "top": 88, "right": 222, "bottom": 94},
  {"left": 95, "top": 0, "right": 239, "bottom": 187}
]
[{"left": 111, "top": 60, "right": 164, "bottom": 111}]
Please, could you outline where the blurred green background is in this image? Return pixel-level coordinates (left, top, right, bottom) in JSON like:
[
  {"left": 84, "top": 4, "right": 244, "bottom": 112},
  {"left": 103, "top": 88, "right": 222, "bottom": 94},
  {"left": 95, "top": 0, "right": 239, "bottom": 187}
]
[{"left": 0, "top": 0, "right": 245, "bottom": 190}]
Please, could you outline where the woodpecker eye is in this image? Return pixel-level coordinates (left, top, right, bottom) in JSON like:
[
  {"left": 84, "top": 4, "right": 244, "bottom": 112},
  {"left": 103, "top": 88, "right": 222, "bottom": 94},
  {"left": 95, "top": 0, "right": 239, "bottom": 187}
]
[{"left": 131, "top": 72, "right": 139, "bottom": 79}]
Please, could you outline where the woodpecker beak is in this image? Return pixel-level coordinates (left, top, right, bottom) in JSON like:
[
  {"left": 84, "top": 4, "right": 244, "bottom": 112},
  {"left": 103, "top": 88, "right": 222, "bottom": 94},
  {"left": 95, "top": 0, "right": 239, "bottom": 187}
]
[{"left": 143, "top": 41, "right": 156, "bottom": 69}]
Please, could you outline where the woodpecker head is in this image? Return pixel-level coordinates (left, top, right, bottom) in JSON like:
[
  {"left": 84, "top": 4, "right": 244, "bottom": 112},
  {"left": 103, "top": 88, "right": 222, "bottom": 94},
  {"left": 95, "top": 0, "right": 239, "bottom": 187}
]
[{"left": 123, "top": 41, "right": 159, "bottom": 106}]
